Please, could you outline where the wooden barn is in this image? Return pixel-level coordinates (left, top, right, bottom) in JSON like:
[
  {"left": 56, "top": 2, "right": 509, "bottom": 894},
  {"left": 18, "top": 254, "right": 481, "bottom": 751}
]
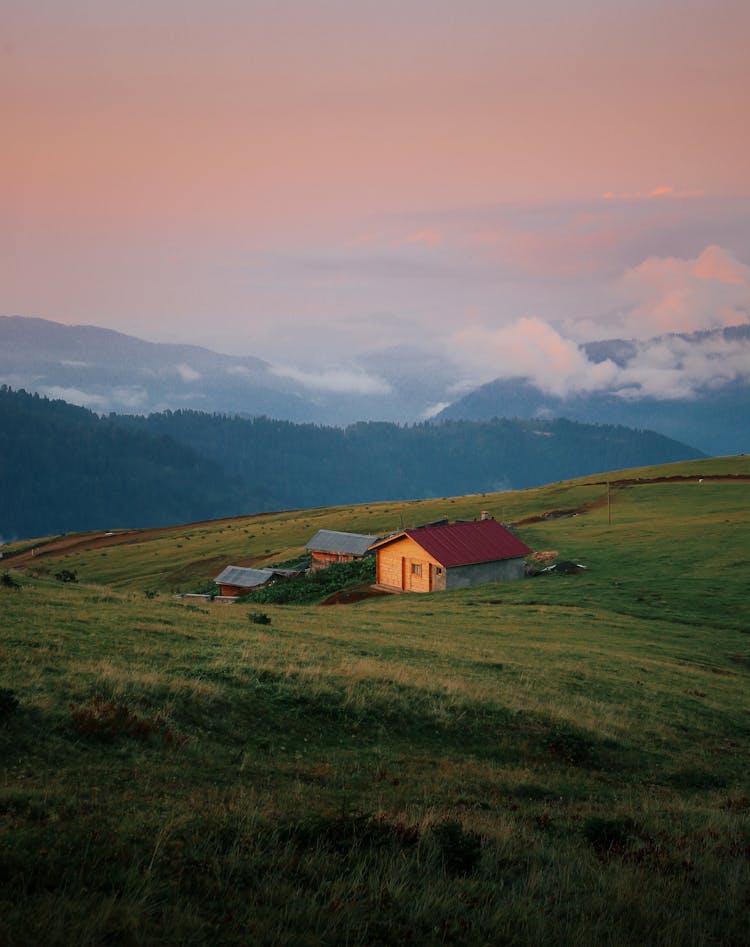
[
  {"left": 371, "top": 517, "right": 532, "bottom": 593},
  {"left": 305, "top": 529, "right": 380, "bottom": 572},
  {"left": 214, "top": 565, "right": 298, "bottom": 598}
]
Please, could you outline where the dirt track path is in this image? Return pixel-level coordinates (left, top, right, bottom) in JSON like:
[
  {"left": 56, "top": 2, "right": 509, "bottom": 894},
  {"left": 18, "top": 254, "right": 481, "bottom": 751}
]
[
  {"left": 6, "top": 476, "right": 747, "bottom": 565},
  {"left": 513, "top": 474, "right": 750, "bottom": 526},
  {"left": 5, "top": 509, "right": 290, "bottom": 566}
]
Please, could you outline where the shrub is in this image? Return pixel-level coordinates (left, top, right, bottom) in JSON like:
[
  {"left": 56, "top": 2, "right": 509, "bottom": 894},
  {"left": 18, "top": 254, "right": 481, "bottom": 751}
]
[
  {"left": 70, "top": 696, "right": 183, "bottom": 745},
  {"left": 188, "top": 580, "right": 220, "bottom": 598},
  {"left": 243, "top": 557, "right": 376, "bottom": 605},
  {"left": 0, "top": 688, "right": 19, "bottom": 719},
  {"left": 431, "top": 820, "right": 483, "bottom": 876},
  {"left": 1, "top": 571, "right": 21, "bottom": 589},
  {"left": 54, "top": 569, "right": 78, "bottom": 583},
  {"left": 583, "top": 816, "right": 637, "bottom": 854},
  {"left": 279, "top": 812, "right": 420, "bottom": 856},
  {"left": 541, "top": 724, "right": 598, "bottom": 766},
  {"left": 249, "top": 611, "right": 272, "bottom": 625}
]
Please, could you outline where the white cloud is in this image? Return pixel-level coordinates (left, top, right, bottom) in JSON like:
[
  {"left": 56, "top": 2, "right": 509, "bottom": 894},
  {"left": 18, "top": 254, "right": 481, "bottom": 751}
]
[
  {"left": 40, "top": 386, "right": 110, "bottom": 410},
  {"left": 269, "top": 364, "right": 392, "bottom": 395},
  {"left": 446, "top": 300, "right": 750, "bottom": 404},
  {"left": 175, "top": 363, "right": 201, "bottom": 382},
  {"left": 421, "top": 401, "right": 452, "bottom": 419},
  {"left": 110, "top": 386, "right": 150, "bottom": 410},
  {"left": 449, "top": 317, "right": 619, "bottom": 397},
  {"left": 38, "top": 385, "right": 149, "bottom": 412},
  {"left": 613, "top": 331, "right": 750, "bottom": 400},
  {"left": 616, "top": 245, "right": 750, "bottom": 339}
]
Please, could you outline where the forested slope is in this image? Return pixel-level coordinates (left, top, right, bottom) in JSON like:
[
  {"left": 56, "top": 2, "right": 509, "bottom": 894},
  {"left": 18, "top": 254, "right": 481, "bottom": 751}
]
[
  {"left": 122, "top": 409, "right": 704, "bottom": 508},
  {"left": 1, "top": 386, "right": 704, "bottom": 539},
  {"left": 0, "top": 388, "right": 250, "bottom": 538}
]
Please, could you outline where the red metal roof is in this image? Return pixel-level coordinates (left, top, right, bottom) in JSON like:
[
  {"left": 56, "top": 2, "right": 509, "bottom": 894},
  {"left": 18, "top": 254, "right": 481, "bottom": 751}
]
[{"left": 375, "top": 518, "right": 531, "bottom": 568}]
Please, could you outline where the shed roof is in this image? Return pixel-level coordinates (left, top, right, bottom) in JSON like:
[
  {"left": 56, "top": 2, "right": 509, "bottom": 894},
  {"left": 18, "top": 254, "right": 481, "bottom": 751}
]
[
  {"left": 214, "top": 566, "right": 276, "bottom": 588},
  {"left": 371, "top": 518, "right": 531, "bottom": 568},
  {"left": 306, "top": 529, "right": 379, "bottom": 557}
]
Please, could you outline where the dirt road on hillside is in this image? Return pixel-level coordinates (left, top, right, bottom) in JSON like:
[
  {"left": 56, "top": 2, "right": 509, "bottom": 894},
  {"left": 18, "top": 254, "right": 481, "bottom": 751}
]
[
  {"left": 4, "top": 509, "right": 292, "bottom": 566},
  {"left": 5, "top": 475, "right": 747, "bottom": 566}
]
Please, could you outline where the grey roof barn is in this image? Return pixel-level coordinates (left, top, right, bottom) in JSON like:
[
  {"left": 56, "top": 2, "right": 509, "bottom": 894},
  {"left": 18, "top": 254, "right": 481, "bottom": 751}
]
[
  {"left": 306, "top": 530, "right": 379, "bottom": 557},
  {"left": 215, "top": 566, "right": 277, "bottom": 589},
  {"left": 214, "top": 565, "right": 299, "bottom": 595}
]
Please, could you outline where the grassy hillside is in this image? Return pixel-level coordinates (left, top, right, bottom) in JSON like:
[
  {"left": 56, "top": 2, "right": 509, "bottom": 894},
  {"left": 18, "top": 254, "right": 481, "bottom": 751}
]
[
  {"left": 6, "top": 454, "right": 748, "bottom": 595},
  {"left": 1, "top": 456, "right": 749, "bottom": 945}
]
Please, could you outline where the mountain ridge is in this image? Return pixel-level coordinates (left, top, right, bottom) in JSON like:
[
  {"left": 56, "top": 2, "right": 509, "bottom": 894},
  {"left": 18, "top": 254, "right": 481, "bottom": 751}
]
[
  {"left": 3, "top": 314, "right": 748, "bottom": 452},
  {"left": 438, "top": 324, "right": 750, "bottom": 455},
  {"left": 0, "top": 385, "right": 704, "bottom": 540}
]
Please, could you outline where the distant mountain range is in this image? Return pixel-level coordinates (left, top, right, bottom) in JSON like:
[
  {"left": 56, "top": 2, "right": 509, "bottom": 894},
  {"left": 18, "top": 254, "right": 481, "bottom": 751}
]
[
  {"left": 0, "top": 386, "right": 703, "bottom": 539},
  {"left": 0, "top": 316, "right": 458, "bottom": 425},
  {"left": 0, "top": 315, "right": 311, "bottom": 420},
  {"left": 437, "top": 325, "right": 750, "bottom": 456},
  {"left": 2, "top": 315, "right": 748, "bottom": 454}
]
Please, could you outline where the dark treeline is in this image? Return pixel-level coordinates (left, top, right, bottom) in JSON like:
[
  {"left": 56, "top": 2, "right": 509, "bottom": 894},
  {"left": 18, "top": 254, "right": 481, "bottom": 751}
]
[
  {"left": 1, "top": 386, "right": 703, "bottom": 539},
  {"left": 0, "top": 388, "right": 251, "bottom": 538},
  {"left": 121, "top": 409, "right": 705, "bottom": 508}
]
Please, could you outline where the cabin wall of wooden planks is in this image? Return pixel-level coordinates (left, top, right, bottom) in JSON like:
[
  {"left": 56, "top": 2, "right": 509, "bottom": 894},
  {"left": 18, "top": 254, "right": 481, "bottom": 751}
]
[
  {"left": 310, "top": 551, "right": 357, "bottom": 572},
  {"left": 375, "top": 535, "right": 445, "bottom": 593}
]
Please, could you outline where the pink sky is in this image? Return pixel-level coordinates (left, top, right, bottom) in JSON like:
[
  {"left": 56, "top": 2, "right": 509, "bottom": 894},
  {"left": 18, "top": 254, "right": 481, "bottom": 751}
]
[{"left": 2, "top": 0, "right": 749, "bottom": 374}]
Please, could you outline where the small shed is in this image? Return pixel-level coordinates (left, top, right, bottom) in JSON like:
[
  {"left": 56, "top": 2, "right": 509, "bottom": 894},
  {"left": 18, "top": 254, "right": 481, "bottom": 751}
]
[
  {"left": 305, "top": 529, "right": 380, "bottom": 572},
  {"left": 370, "top": 517, "right": 532, "bottom": 593},
  {"left": 214, "top": 565, "right": 298, "bottom": 598}
]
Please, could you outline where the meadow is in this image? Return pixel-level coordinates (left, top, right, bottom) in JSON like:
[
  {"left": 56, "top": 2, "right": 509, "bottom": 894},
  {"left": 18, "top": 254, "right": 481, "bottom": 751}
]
[{"left": 1, "top": 456, "right": 749, "bottom": 945}]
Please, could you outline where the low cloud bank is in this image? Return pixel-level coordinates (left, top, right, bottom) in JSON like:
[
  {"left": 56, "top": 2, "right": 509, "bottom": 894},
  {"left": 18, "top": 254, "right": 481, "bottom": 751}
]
[
  {"left": 449, "top": 246, "right": 750, "bottom": 401},
  {"left": 269, "top": 364, "right": 392, "bottom": 396},
  {"left": 39, "top": 385, "right": 149, "bottom": 412},
  {"left": 450, "top": 318, "right": 750, "bottom": 402},
  {"left": 613, "top": 331, "right": 750, "bottom": 400},
  {"left": 617, "top": 245, "right": 750, "bottom": 339},
  {"left": 421, "top": 401, "right": 452, "bottom": 420},
  {"left": 175, "top": 363, "right": 202, "bottom": 382},
  {"left": 451, "top": 317, "right": 620, "bottom": 398}
]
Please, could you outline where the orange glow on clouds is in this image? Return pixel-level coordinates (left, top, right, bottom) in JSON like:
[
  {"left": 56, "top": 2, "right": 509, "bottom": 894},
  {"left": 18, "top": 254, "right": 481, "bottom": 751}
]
[
  {"left": 692, "top": 246, "right": 749, "bottom": 286},
  {"left": 619, "top": 247, "right": 750, "bottom": 337}
]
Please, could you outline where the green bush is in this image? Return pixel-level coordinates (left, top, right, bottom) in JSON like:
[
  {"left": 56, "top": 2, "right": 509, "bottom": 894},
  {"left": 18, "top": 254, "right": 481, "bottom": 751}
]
[
  {"left": 431, "top": 820, "right": 484, "bottom": 875},
  {"left": 583, "top": 816, "right": 637, "bottom": 853},
  {"left": 189, "top": 580, "right": 220, "bottom": 598},
  {"left": 242, "top": 557, "right": 375, "bottom": 605},
  {"left": 0, "top": 688, "right": 19, "bottom": 719},
  {"left": 70, "top": 696, "right": 183, "bottom": 745}
]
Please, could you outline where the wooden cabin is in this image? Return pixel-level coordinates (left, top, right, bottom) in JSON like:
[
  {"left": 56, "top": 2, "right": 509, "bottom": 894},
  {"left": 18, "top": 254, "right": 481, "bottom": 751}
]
[
  {"left": 214, "top": 565, "right": 298, "bottom": 597},
  {"left": 305, "top": 529, "right": 380, "bottom": 572},
  {"left": 371, "top": 517, "right": 532, "bottom": 593}
]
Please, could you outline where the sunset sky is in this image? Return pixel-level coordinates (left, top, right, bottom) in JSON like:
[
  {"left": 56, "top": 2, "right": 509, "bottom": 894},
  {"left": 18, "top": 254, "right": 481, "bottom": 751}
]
[{"left": 3, "top": 0, "right": 750, "bottom": 393}]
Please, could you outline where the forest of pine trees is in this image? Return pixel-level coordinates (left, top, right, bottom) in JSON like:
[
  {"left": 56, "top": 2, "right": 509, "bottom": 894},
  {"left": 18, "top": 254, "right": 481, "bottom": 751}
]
[{"left": 1, "top": 386, "right": 703, "bottom": 539}]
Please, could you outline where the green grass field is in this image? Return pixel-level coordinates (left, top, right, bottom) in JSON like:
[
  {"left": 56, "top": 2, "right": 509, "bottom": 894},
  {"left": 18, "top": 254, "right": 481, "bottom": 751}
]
[{"left": 2, "top": 457, "right": 749, "bottom": 945}]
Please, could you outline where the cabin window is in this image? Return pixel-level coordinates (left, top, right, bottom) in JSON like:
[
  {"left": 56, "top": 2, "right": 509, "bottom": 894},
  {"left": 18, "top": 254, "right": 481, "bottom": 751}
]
[
  {"left": 411, "top": 563, "right": 422, "bottom": 576},
  {"left": 435, "top": 567, "right": 443, "bottom": 575}
]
